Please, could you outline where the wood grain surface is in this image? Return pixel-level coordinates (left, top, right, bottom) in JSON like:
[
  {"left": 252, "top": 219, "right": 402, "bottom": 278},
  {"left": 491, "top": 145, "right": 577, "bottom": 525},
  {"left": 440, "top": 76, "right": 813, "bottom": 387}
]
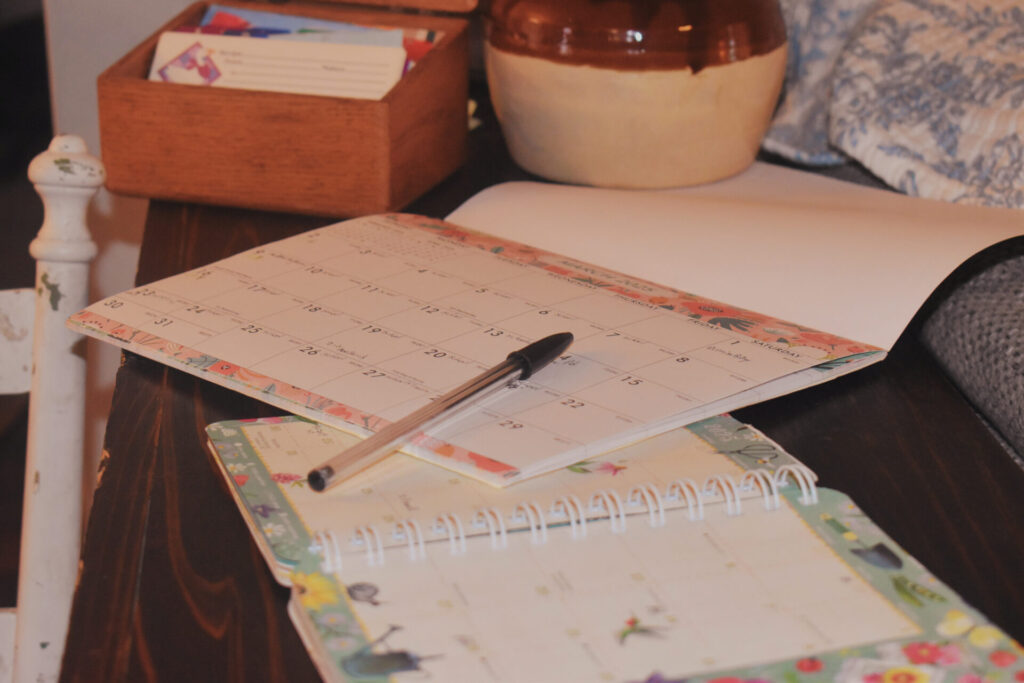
[{"left": 60, "top": 91, "right": 1024, "bottom": 682}]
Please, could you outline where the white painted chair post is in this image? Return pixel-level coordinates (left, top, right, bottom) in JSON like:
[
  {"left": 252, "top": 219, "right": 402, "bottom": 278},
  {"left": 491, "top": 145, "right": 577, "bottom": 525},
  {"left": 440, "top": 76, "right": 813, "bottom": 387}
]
[{"left": 0, "top": 136, "right": 103, "bottom": 683}]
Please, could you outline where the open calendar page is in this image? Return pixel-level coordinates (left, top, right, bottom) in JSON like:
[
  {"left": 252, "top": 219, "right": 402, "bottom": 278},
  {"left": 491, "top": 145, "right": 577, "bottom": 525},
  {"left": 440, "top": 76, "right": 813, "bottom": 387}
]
[
  {"left": 69, "top": 213, "right": 882, "bottom": 487},
  {"left": 206, "top": 414, "right": 1019, "bottom": 683}
]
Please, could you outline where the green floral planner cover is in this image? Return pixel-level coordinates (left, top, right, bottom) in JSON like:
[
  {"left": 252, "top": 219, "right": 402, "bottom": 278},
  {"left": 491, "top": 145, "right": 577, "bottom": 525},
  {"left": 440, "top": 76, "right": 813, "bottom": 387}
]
[{"left": 206, "top": 415, "right": 1021, "bottom": 683}]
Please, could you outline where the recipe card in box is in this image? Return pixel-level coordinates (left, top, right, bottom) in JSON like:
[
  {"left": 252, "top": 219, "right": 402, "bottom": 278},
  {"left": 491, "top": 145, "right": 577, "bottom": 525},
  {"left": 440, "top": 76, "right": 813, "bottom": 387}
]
[{"left": 149, "top": 30, "right": 407, "bottom": 99}]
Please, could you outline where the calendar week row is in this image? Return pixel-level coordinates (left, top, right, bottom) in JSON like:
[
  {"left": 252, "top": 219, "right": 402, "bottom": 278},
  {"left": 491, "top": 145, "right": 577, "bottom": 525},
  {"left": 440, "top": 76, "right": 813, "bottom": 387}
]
[
  {"left": 100, "top": 264, "right": 816, "bottom": 387},
  {"left": 155, "top": 222, "right": 817, "bottom": 365},
  {"left": 108, "top": 250, "right": 822, "bottom": 366},
  {"left": 93, "top": 307, "right": 817, "bottom": 442}
]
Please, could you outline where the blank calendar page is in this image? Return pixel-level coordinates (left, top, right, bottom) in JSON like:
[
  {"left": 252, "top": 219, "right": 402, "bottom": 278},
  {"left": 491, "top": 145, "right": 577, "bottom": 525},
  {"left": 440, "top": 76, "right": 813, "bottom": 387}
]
[{"left": 312, "top": 492, "right": 920, "bottom": 682}]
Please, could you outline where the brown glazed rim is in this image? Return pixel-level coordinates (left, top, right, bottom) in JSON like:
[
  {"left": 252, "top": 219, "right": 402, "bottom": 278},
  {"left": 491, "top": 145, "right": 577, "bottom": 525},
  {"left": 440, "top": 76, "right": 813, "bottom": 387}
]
[{"left": 485, "top": 0, "right": 787, "bottom": 72}]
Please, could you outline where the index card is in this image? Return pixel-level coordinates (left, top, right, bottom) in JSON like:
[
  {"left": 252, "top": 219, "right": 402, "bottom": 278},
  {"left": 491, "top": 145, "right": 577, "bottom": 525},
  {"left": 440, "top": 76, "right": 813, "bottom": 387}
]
[{"left": 149, "top": 31, "right": 406, "bottom": 100}]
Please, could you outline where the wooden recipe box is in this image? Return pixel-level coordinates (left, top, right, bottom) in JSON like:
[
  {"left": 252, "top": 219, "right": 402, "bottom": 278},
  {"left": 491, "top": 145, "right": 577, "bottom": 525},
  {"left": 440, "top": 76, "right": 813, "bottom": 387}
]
[{"left": 97, "top": 0, "right": 475, "bottom": 217}]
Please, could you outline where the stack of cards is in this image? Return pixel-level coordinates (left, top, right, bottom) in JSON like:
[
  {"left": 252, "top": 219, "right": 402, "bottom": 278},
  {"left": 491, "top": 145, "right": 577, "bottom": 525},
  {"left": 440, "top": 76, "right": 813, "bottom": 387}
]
[{"left": 149, "top": 5, "right": 442, "bottom": 99}]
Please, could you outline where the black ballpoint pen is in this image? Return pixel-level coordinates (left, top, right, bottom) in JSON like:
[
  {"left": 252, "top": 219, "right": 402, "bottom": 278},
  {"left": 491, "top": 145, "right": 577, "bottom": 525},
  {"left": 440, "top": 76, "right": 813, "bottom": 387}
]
[{"left": 307, "top": 331, "right": 574, "bottom": 492}]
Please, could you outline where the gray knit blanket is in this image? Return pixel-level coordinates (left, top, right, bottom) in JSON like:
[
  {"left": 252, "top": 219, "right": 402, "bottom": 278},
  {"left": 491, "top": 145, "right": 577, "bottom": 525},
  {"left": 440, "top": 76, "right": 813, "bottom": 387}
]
[{"left": 921, "top": 249, "right": 1024, "bottom": 464}]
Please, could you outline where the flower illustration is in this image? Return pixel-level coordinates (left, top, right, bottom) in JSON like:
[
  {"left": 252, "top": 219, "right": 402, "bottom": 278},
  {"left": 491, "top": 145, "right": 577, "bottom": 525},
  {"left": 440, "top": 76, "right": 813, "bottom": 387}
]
[
  {"left": 315, "top": 610, "right": 353, "bottom": 634},
  {"left": 880, "top": 665, "right": 929, "bottom": 683},
  {"left": 291, "top": 572, "right": 340, "bottom": 611},
  {"left": 795, "top": 657, "right": 824, "bottom": 673},
  {"left": 271, "top": 472, "right": 305, "bottom": 486},
  {"left": 678, "top": 300, "right": 733, "bottom": 317},
  {"left": 792, "top": 331, "right": 845, "bottom": 350},
  {"left": 250, "top": 503, "right": 278, "bottom": 518},
  {"left": 935, "top": 644, "right": 961, "bottom": 666},
  {"left": 432, "top": 443, "right": 457, "bottom": 459},
  {"left": 936, "top": 609, "right": 974, "bottom": 637},
  {"left": 989, "top": 650, "right": 1017, "bottom": 668},
  {"left": 323, "top": 403, "right": 355, "bottom": 420},
  {"left": 967, "top": 625, "right": 1003, "bottom": 650},
  {"left": 567, "top": 460, "right": 627, "bottom": 475},
  {"left": 325, "top": 635, "right": 358, "bottom": 652},
  {"left": 596, "top": 461, "right": 627, "bottom": 476},
  {"left": 903, "top": 642, "right": 942, "bottom": 665},
  {"left": 261, "top": 522, "right": 285, "bottom": 538},
  {"left": 617, "top": 616, "right": 665, "bottom": 644},
  {"left": 208, "top": 361, "right": 240, "bottom": 376}
]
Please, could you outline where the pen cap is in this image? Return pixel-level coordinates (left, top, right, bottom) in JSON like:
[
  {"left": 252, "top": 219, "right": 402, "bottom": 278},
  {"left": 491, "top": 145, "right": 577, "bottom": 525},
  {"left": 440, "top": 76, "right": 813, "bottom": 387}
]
[{"left": 507, "top": 332, "right": 573, "bottom": 380}]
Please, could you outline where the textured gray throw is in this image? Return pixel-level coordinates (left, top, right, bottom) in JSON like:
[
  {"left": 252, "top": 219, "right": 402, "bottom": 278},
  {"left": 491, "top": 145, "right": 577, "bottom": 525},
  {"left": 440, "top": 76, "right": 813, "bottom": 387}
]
[{"left": 921, "top": 253, "right": 1024, "bottom": 466}]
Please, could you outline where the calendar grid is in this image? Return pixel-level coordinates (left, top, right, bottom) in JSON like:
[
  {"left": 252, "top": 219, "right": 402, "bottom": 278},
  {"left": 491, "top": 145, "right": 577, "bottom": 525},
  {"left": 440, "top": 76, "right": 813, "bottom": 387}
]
[{"left": 71, "top": 213, "right": 880, "bottom": 487}]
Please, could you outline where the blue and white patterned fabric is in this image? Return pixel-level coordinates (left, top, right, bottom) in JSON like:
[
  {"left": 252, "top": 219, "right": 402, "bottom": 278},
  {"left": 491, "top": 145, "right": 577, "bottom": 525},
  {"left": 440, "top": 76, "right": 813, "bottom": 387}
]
[
  {"left": 764, "top": 0, "right": 1024, "bottom": 208},
  {"left": 763, "top": 0, "right": 878, "bottom": 165}
]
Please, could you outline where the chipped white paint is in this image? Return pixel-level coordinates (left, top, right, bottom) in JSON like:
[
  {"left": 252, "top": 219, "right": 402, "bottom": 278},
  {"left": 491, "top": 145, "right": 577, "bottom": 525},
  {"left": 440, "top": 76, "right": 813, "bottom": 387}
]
[
  {"left": 0, "top": 289, "right": 34, "bottom": 394},
  {"left": 4, "top": 136, "right": 102, "bottom": 683}
]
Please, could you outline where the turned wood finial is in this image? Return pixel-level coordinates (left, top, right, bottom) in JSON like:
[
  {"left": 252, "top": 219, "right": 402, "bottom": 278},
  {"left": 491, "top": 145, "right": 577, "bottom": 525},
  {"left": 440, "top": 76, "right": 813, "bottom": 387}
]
[
  {"left": 27, "top": 134, "right": 103, "bottom": 264},
  {"left": 11, "top": 135, "right": 105, "bottom": 683}
]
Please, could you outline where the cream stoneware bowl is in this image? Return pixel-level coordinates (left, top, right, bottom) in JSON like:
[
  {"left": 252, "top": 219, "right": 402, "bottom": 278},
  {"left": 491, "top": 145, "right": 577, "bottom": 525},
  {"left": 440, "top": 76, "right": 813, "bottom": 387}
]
[{"left": 485, "top": 0, "right": 788, "bottom": 188}]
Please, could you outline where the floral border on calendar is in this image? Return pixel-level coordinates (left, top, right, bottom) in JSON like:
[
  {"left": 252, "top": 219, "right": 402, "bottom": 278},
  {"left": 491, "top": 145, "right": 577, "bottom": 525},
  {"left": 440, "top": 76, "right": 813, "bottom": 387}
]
[
  {"left": 68, "top": 308, "right": 519, "bottom": 477},
  {"left": 69, "top": 211, "right": 880, "bottom": 481},
  {"left": 206, "top": 416, "right": 314, "bottom": 574},
  {"left": 221, "top": 425, "right": 1023, "bottom": 683},
  {"left": 637, "top": 487, "right": 1024, "bottom": 683},
  {"left": 389, "top": 214, "right": 881, "bottom": 360}
]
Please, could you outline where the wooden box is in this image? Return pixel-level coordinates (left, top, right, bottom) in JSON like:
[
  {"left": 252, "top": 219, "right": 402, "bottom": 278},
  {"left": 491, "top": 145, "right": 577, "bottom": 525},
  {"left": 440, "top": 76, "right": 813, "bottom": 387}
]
[{"left": 97, "top": 0, "right": 475, "bottom": 217}]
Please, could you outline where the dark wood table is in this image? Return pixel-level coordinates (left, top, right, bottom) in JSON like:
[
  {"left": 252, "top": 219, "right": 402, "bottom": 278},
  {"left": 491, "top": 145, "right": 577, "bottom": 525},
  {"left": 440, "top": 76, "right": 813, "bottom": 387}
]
[{"left": 60, "top": 94, "right": 1024, "bottom": 681}]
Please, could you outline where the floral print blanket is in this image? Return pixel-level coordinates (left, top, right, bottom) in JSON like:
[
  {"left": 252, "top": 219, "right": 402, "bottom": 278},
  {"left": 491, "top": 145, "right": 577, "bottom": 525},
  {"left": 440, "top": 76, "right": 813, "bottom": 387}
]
[{"left": 764, "top": 0, "right": 1024, "bottom": 209}]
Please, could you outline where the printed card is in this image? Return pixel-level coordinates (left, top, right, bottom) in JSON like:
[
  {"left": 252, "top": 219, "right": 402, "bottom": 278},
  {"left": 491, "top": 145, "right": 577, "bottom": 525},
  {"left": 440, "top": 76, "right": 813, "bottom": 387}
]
[{"left": 149, "top": 31, "right": 406, "bottom": 100}]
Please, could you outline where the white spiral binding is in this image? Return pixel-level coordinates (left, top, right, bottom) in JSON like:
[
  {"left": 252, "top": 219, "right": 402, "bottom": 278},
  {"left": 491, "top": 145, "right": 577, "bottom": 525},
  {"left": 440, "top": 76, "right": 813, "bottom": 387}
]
[
  {"left": 312, "top": 530, "right": 344, "bottom": 573},
  {"left": 703, "top": 474, "right": 742, "bottom": 516},
  {"left": 666, "top": 478, "right": 705, "bottom": 521},
  {"left": 352, "top": 525, "right": 385, "bottom": 566},
  {"left": 739, "top": 469, "right": 781, "bottom": 511},
  {"left": 550, "top": 495, "right": 587, "bottom": 539},
  {"left": 775, "top": 465, "right": 818, "bottom": 504},
  {"left": 589, "top": 489, "right": 627, "bottom": 533},
  {"left": 512, "top": 501, "right": 548, "bottom": 544},
  {"left": 627, "top": 484, "right": 666, "bottom": 527},
  {"left": 472, "top": 507, "right": 508, "bottom": 550},
  {"left": 309, "top": 465, "right": 821, "bottom": 569},
  {"left": 433, "top": 512, "right": 467, "bottom": 555},
  {"left": 393, "top": 518, "right": 426, "bottom": 561}
]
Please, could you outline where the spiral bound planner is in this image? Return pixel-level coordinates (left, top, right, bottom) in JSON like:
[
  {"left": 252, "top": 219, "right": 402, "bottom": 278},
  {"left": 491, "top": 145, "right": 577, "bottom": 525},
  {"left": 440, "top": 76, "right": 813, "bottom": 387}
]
[{"left": 206, "top": 414, "right": 1018, "bottom": 683}]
